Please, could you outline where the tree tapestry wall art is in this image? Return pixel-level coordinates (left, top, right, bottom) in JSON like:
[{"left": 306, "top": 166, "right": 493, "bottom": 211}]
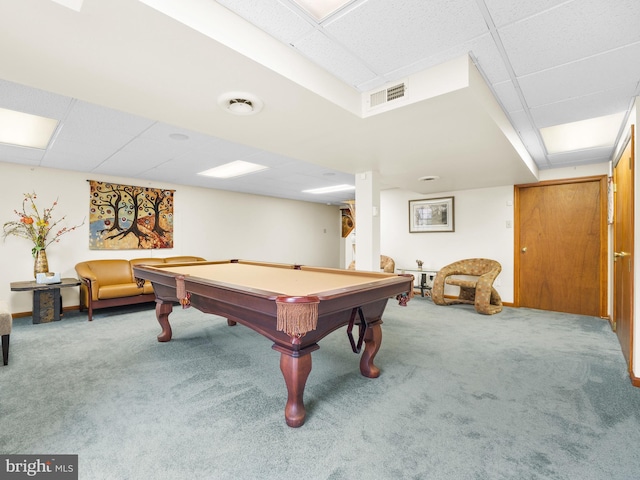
[{"left": 88, "top": 180, "right": 174, "bottom": 249}]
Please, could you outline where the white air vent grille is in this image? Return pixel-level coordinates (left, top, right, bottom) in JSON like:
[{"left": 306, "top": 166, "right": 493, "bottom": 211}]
[
  {"left": 386, "top": 83, "right": 405, "bottom": 101},
  {"left": 369, "top": 82, "right": 406, "bottom": 108},
  {"left": 370, "top": 90, "right": 387, "bottom": 107},
  {"left": 363, "top": 79, "right": 409, "bottom": 117}
]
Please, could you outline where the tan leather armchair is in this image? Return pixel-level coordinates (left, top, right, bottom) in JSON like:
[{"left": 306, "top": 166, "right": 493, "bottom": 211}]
[{"left": 432, "top": 258, "right": 503, "bottom": 315}]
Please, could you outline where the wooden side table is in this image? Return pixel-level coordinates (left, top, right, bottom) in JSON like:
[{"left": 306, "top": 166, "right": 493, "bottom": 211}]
[
  {"left": 10, "top": 278, "right": 81, "bottom": 324},
  {"left": 397, "top": 268, "right": 437, "bottom": 297}
]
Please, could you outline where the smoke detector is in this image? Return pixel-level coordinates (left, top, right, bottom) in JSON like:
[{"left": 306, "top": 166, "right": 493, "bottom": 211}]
[{"left": 218, "top": 92, "right": 264, "bottom": 116}]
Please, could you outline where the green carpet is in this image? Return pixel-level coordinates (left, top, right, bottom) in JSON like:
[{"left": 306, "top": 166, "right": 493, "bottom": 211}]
[{"left": 1, "top": 298, "right": 639, "bottom": 479}]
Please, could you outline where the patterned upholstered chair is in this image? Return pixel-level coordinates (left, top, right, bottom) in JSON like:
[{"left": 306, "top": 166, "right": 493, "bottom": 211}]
[
  {"left": 0, "top": 301, "right": 12, "bottom": 365},
  {"left": 348, "top": 255, "right": 396, "bottom": 273},
  {"left": 432, "top": 258, "right": 503, "bottom": 315}
]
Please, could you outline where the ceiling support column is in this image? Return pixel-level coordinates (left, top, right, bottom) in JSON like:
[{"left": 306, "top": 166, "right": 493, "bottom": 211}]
[{"left": 355, "top": 170, "right": 381, "bottom": 272}]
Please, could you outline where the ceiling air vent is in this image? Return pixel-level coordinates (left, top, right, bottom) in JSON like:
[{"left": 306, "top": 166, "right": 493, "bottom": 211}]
[{"left": 369, "top": 82, "right": 406, "bottom": 108}]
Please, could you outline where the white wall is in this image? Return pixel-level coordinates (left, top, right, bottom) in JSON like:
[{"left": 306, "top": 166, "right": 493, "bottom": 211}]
[
  {"left": 0, "top": 159, "right": 616, "bottom": 319},
  {"left": 0, "top": 162, "right": 341, "bottom": 314},
  {"left": 379, "top": 161, "right": 610, "bottom": 305},
  {"left": 538, "top": 163, "right": 609, "bottom": 181},
  {"left": 380, "top": 185, "right": 516, "bottom": 302}
]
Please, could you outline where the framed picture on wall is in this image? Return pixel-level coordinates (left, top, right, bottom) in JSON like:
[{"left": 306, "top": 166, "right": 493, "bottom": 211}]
[
  {"left": 341, "top": 207, "right": 355, "bottom": 237},
  {"left": 409, "top": 197, "right": 455, "bottom": 233}
]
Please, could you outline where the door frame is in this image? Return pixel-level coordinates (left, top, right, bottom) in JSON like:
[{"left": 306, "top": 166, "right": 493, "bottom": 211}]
[
  {"left": 514, "top": 176, "right": 609, "bottom": 317},
  {"left": 612, "top": 126, "right": 635, "bottom": 371}
]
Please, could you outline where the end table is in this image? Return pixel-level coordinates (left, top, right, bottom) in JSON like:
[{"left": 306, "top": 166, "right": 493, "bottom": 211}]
[
  {"left": 10, "top": 278, "right": 81, "bottom": 324},
  {"left": 397, "top": 268, "right": 437, "bottom": 297}
]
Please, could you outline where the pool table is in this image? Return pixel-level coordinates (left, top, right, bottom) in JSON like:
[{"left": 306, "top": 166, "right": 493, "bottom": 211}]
[{"left": 132, "top": 259, "right": 413, "bottom": 427}]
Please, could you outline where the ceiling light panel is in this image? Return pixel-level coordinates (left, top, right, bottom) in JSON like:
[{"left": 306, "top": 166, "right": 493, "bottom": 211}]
[
  {"left": 303, "top": 184, "right": 355, "bottom": 194},
  {"left": 199, "top": 160, "right": 269, "bottom": 178},
  {"left": 0, "top": 108, "right": 59, "bottom": 149},
  {"left": 50, "top": 0, "right": 84, "bottom": 12},
  {"left": 540, "top": 112, "right": 625, "bottom": 154}
]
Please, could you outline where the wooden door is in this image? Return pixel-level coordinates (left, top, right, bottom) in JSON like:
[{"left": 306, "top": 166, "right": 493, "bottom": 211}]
[
  {"left": 515, "top": 177, "right": 607, "bottom": 316},
  {"left": 613, "top": 128, "right": 634, "bottom": 367}
]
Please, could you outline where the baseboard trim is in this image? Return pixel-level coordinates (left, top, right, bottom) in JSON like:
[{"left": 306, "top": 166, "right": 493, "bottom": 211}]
[{"left": 12, "top": 305, "right": 81, "bottom": 319}]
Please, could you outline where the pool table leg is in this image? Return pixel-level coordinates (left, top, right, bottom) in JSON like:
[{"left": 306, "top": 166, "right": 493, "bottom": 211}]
[
  {"left": 279, "top": 352, "right": 312, "bottom": 428},
  {"left": 156, "top": 301, "right": 174, "bottom": 342},
  {"left": 360, "top": 322, "right": 382, "bottom": 378}
]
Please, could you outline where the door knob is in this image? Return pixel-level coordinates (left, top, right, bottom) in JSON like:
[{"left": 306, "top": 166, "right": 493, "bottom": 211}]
[
  {"left": 614, "top": 251, "right": 630, "bottom": 258},
  {"left": 521, "top": 247, "right": 527, "bottom": 253}
]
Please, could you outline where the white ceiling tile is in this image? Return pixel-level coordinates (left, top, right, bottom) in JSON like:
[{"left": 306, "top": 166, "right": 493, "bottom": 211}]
[
  {"left": 215, "top": 0, "right": 315, "bottom": 44},
  {"left": 469, "top": 35, "right": 511, "bottom": 85},
  {"left": 324, "top": 0, "right": 488, "bottom": 74},
  {"left": 518, "top": 129, "right": 548, "bottom": 157},
  {"left": 138, "top": 167, "right": 212, "bottom": 189},
  {"left": 242, "top": 151, "right": 299, "bottom": 168},
  {"left": 294, "top": 30, "right": 378, "bottom": 88},
  {"left": 530, "top": 84, "right": 636, "bottom": 128},
  {"left": 0, "top": 79, "right": 73, "bottom": 119},
  {"left": 1, "top": 0, "right": 637, "bottom": 203},
  {"left": 375, "top": 34, "right": 510, "bottom": 89},
  {"left": 356, "top": 76, "right": 394, "bottom": 94},
  {"left": 92, "top": 150, "right": 168, "bottom": 176},
  {"left": 62, "top": 101, "right": 155, "bottom": 134},
  {"left": 40, "top": 138, "right": 117, "bottom": 168},
  {"left": 39, "top": 153, "right": 105, "bottom": 172},
  {"left": 0, "top": 143, "right": 45, "bottom": 164},
  {"left": 546, "top": 146, "right": 612, "bottom": 166},
  {"left": 141, "top": 122, "right": 222, "bottom": 146},
  {"left": 518, "top": 43, "right": 640, "bottom": 108},
  {"left": 172, "top": 151, "right": 230, "bottom": 171},
  {"left": 141, "top": 157, "right": 204, "bottom": 174},
  {"left": 484, "top": 0, "right": 568, "bottom": 27},
  {"left": 491, "top": 80, "right": 524, "bottom": 112},
  {"left": 55, "top": 126, "right": 137, "bottom": 151},
  {"left": 499, "top": 0, "right": 640, "bottom": 75},
  {"left": 506, "top": 109, "right": 532, "bottom": 134},
  {"left": 206, "top": 141, "right": 267, "bottom": 163},
  {"left": 121, "top": 137, "right": 189, "bottom": 159}
]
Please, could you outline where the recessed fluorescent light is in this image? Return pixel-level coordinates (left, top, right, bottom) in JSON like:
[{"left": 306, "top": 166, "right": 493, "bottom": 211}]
[
  {"left": 291, "top": 0, "right": 352, "bottom": 20},
  {"left": 0, "top": 108, "right": 59, "bottom": 149},
  {"left": 198, "top": 160, "right": 268, "bottom": 179},
  {"left": 540, "top": 112, "right": 625, "bottom": 154},
  {"left": 303, "top": 184, "right": 355, "bottom": 194},
  {"left": 50, "top": 0, "right": 84, "bottom": 12}
]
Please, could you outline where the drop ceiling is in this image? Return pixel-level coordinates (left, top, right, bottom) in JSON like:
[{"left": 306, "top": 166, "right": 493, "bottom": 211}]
[{"left": 0, "top": 0, "right": 638, "bottom": 205}]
